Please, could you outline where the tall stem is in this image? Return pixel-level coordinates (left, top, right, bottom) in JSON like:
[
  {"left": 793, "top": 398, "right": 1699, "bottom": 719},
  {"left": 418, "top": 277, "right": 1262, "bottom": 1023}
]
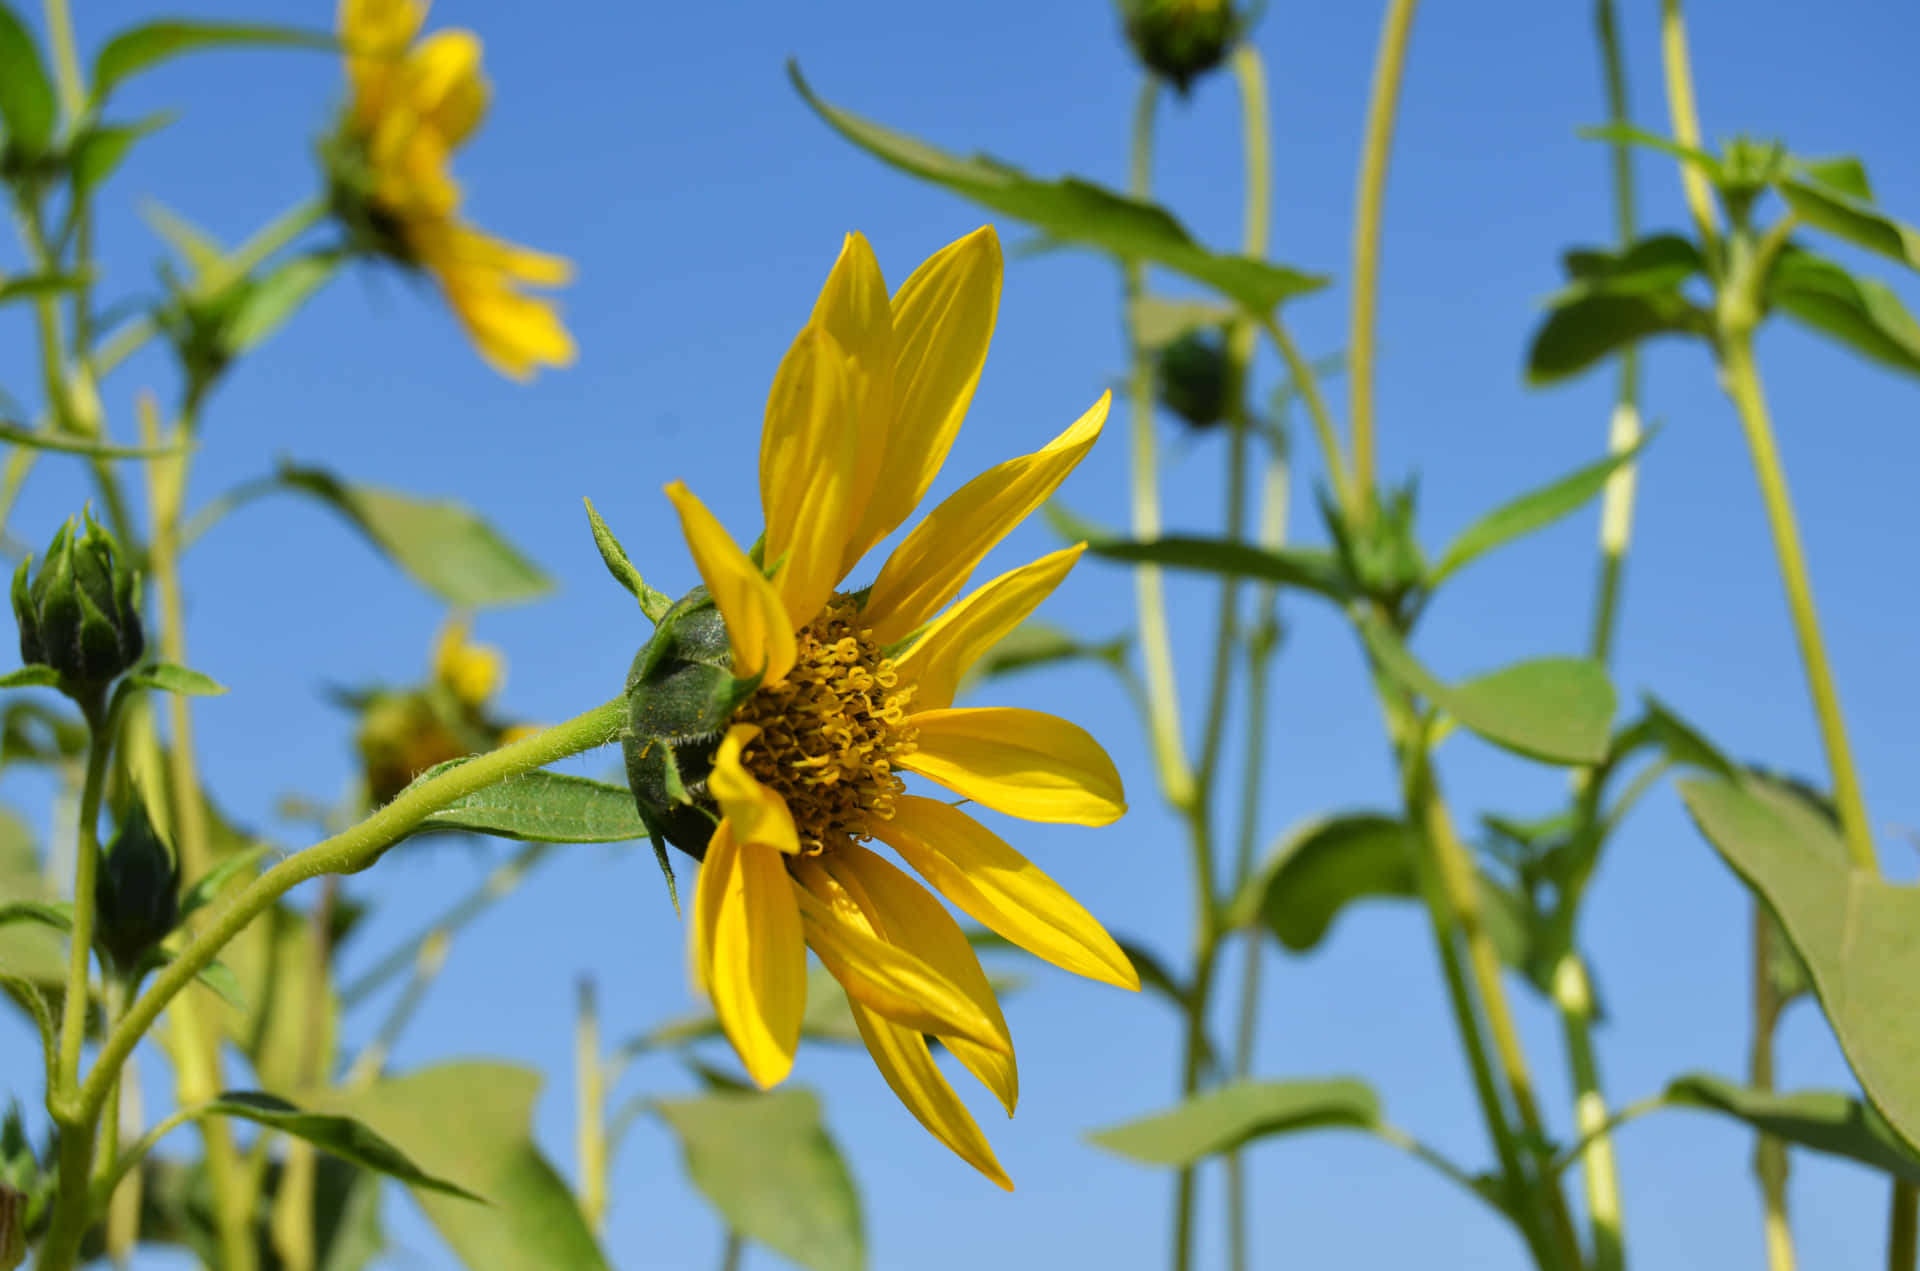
[
  {"left": 1347, "top": 0, "right": 1421, "bottom": 504},
  {"left": 1657, "top": 0, "right": 1720, "bottom": 259},
  {"left": 577, "top": 979, "right": 608, "bottom": 1233},
  {"left": 1750, "top": 904, "right": 1795, "bottom": 1271},
  {"left": 1890, "top": 1186, "right": 1918, "bottom": 1271},
  {"left": 53, "top": 689, "right": 112, "bottom": 1097}
]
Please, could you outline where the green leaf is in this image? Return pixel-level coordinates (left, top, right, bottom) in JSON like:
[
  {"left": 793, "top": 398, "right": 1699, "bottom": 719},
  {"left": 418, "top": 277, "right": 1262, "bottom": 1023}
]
[
  {"left": 1116, "top": 937, "right": 1187, "bottom": 1008},
  {"left": 227, "top": 254, "right": 337, "bottom": 355},
  {"left": 177, "top": 843, "right": 271, "bottom": 920},
  {"left": 279, "top": 465, "right": 552, "bottom": 608},
  {"left": 955, "top": 620, "right": 1130, "bottom": 699},
  {"left": 91, "top": 20, "right": 333, "bottom": 103},
  {"left": 0, "top": 667, "right": 59, "bottom": 689},
  {"left": 198, "top": 1091, "right": 479, "bottom": 1199},
  {"left": 583, "top": 497, "right": 671, "bottom": 622},
  {"left": 1560, "top": 234, "right": 1707, "bottom": 296},
  {"left": 1360, "top": 617, "right": 1615, "bottom": 764},
  {"left": 1791, "top": 154, "right": 1874, "bottom": 203},
  {"left": 0, "top": 898, "right": 72, "bottom": 931},
  {"left": 420, "top": 771, "right": 647, "bottom": 844},
  {"left": 163, "top": 954, "right": 246, "bottom": 1011},
  {"left": 1577, "top": 124, "right": 1724, "bottom": 181},
  {"left": 127, "top": 662, "right": 228, "bottom": 696},
  {"left": 1230, "top": 813, "right": 1411, "bottom": 950},
  {"left": 1679, "top": 777, "right": 1920, "bottom": 1151},
  {"left": 1088, "top": 1078, "right": 1381, "bottom": 1167},
  {"left": 791, "top": 64, "right": 1326, "bottom": 318},
  {"left": 1779, "top": 180, "right": 1920, "bottom": 270},
  {"left": 1048, "top": 500, "right": 1351, "bottom": 600},
  {"left": 142, "top": 200, "right": 223, "bottom": 273},
  {"left": 655, "top": 1089, "right": 864, "bottom": 1271},
  {"left": 1132, "top": 295, "right": 1236, "bottom": 348},
  {"left": 0, "top": 6, "right": 55, "bottom": 153},
  {"left": 1667, "top": 1073, "right": 1920, "bottom": 1184},
  {"left": 320, "top": 1062, "right": 612, "bottom": 1271},
  {"left": 0, "top": 422, "right": 185, "bottom": 459},
  {"left": 1766, "top": 247, "right": 1920, "bottom": 378},
  {"left": 1633, "top": 695, "right": 1738, "bottom": 779},
  {"left": 1431, "top": 430, "right": 1655, "bottom": 583},
  {"left": 1527, "top": 291, "right": 1707, "bottom": 386},
  {"left": 0, "top": 273, "right": 87, "bottom": 305},
  {"left": 68, "top": 112, "right": 175, "bottom": 197}
]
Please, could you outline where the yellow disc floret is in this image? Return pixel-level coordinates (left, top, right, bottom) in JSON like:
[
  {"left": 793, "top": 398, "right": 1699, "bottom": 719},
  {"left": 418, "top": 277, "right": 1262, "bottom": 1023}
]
[{"left": 731, "top": 599, "right": 916, "bottom": 856}]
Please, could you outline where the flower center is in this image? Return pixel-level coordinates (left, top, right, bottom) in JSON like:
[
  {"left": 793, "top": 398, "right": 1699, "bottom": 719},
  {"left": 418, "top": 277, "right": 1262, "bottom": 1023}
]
[{"left": 732, "top": 598, "right": 917, "bottom": 856}]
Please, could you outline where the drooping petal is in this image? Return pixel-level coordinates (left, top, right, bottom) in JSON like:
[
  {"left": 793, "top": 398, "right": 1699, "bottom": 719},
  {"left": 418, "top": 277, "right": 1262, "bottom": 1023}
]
[
  {"left": 894, "top": 544, "right": 1086, "bottom": 712},
  {"left": 839, "top": 226, "right": 1002, "bottom": 571},
  {"left": 863, "top": 391, "right": 1108, "bottom": 645},
  {"left": 708, "top": 725, "right": 799, "bottom": 854},
  {"left": 826, "top": 843, "right": 1017, "bottom": 1115},
  {"left": 849, "top": 998, "right": 1013, "bottom": 1190},
  {"left": 416, "top": 223, "right": 575, "bottom": 380},
  {"left": 698, "top": 823, "right": 806, "bottom": 1089},
  {"left": 904, "top": 708, "right": 1126, "bottom": 826},
  {"left": 406, "top": 29, "right": 490, "bottom": 150},
  {"left": 663, "top": 482, "right": 796, "bottom": 684},
  {"left": 758, "top": 326, "right": 859, "bottom": 627},
  {"left": 791, "top": 862, "right": 1008, "bottom": 1055},
  {"left": 339, "top": 0, "right": 426, "bottom": 125},
  {"left": 874, "top": 796, "right": 1138, "bottom": 989}
]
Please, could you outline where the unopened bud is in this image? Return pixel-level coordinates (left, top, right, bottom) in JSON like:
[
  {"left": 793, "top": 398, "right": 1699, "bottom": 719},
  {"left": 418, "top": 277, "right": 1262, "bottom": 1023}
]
[
  {"left": 1155, "top": 329, "right": 1234, "bottom": 430},
  {"left": 13, "top": 512, "right": 144, "bottom": 693},
  {"left": 94, "top": 800, "right": 180, "bottom": 976},
  {"left": 1117, "top": 0, "right": 1246, "bottom": 95}
]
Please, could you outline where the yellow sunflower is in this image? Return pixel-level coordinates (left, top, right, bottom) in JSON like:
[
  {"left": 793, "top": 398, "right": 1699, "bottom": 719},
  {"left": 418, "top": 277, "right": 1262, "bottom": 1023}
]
[
  {"left": 630, "top": 226, "right": 1137, "bottom": 1188},
  {"left": 334, "top": 0, "right": 574, "bottom": 380}
]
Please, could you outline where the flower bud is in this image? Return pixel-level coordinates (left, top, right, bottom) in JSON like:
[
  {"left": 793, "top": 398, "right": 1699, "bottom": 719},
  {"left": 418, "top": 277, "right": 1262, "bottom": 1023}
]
[
  {"left": 93, "top": 800, "right": 180, "bottom": 976},
  {"left": 621, "top": 589, "right": 761, "bottom": 860},
  {"left": 1155, "top": 329, "right": 1234, "bottom": 430},
  {"left": 1117, "top": 0, "right": 1246, "bottom": 94},
  {"left": 13, "top": 513, "right": 144, "bottom": 692}
]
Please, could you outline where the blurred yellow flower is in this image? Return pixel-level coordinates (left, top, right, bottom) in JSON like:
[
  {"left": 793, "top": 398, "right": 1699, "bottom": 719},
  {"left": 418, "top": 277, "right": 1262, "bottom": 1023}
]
[
  {"left": 333, "top": 0, "right": 574, "bottom": 380},
  {"left": 669, "top": 226, "right": 1135, "bottom": 1188},
  {"left": 358, "top": 616, "right": 527, "bottom": 804}
]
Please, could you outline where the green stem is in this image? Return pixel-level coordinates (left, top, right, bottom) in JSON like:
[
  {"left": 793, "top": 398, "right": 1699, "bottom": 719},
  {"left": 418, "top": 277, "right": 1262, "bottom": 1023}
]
[
  {"left": 1260, "top": 319, "right": 1353, "bottom": 516},
  {"left": 719, "top": 1231, "right": 744, "bottom": 1271},
  {"left": 1751, "top": 902, "right": 1795, "bottom": 1271},
  {"left": 1553, "top": 954, "right": 1622, "bottom": 1271},
  {"left": 52, "top": 686, "right": 112, "bottom": 1097},
  {"left": 1658, "top": 0, "right": 1721, "bottom": 261},
  {"left": 41, "top": 0, "right": 85, "bottom": 120},
  {"left": 578, "top": 978, "right": 608, "bottom": 1233},
  {"left": 1890, "top": 1185, "right": 1917, "bottom": 1271},
  {"left": 1717, "top": 335, "right": 1873, "bottom": 868},
  {"left": 78, "top": 697, "right": 627, "bottom": 1119},
  {"left": 1347, "top": 0, "right": 1421, "bottom": 505},
  {"left": 1123, "top": 75, "right": 1193, "bottom": 810}
]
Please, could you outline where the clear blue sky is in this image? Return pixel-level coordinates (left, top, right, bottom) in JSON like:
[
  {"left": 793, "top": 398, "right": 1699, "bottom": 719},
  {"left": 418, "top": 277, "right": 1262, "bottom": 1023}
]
[{"left": 4, "top": 1, "right": 1919, "bottom": 1267}]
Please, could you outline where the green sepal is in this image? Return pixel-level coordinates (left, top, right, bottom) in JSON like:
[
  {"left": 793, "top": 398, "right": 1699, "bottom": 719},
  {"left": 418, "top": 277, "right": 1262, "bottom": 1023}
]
[
  {"left": 622, "top": 593, "right": 749, "bottom": 860},
  {"left": 583, "top": 497, "right": 671, "bottom": 623},
  {"left": 93, "top": 799, "right": 180, "bottom": 976}
]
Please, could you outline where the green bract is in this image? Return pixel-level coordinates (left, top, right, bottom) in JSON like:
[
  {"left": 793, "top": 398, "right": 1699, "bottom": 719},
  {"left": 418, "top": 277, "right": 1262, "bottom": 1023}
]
[
  {"left": 1116, "top": 0, "right": 1245, "bottom": 94},
  {"left": 92, "top": 801, "right": 180, "bottom": 977},
  {"left": 11, "top": 513, "right": 144, "bottom": 693},
  {"left": 621, "top": 587, "right": 760, "bottom": 861}
]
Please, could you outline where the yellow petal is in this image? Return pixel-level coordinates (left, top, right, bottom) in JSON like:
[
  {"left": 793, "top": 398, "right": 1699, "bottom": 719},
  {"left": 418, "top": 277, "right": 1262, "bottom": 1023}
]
[
  {"left": 698, "top": 823, "right": 806, "bottom": 1089},
  {"left": 708, "top": 725, "right": 799, "bottom": 854},
  {"left": 894, "top": 544, "right": 1085, "bottom": 712},
  {"left": 758, "top": 326, "right": 859, "bottom": 627},
  {"left": 407, "top": 29, "right": 490, "bottom": 150},
  {"left": 850, "top": 998, "right": 1013, "bottom": 1190},
  {"left": 791, "top": 861, "right": 1008, "bottom": 1055},
  {"left": 874, "top": 796, "right": 1138, "bottom": 989},
  {"left": 340, "top": 0, "right": 425, "bottom": 124},
  {"left": 864, "top": 391, "right": 1108, "bottom": 645},
  {"left": 807, "top": 237, "right": 895, "bottom": 574},
  {"left": 841, "top": 227, "right": 1003, "bottom": 569},
  {"left": 904, "top": 707, "right": 1126, "bottom": 826},
  {"left": 827, "top": 843, "right": 1017, "bottom": 1115},
  {"left": 663, "top": 482, "right": 796, "bottom": 684}
]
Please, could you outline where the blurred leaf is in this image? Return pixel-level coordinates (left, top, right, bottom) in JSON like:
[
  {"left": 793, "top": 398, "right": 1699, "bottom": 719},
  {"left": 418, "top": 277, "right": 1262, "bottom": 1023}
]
[
  {"left": 1116, "top": 937, "right": 1186, "bottom": 1008},
  {"left": 0, "top": 813, "right": 62, "bottom": 989},
  {"left": 197, "top": 1092, "right": 477, "bottom": 1198},
  {"left": 322, "top": 1062, "right": 612, "bottom": 1271},
  {"left": 1231, "top": 813, "right": 1411, "bottom": 950},
  {"left": 1431, "top": 430, "right": 1654, "bottom": 583},
  {"left": 791, "top": 64, "right": 1326, "bottom": 317},
  {"left": 1053, "top": 501, "right": 1350, "bottom": 602},
  {"left": 0, "top": 6, "right": 54, "bottom": 152},
  {"left": 91, "top": 21, "right": 332, "bottom": 103},
  {"left": 1667, "top": 1073, "right": 1920, "bottom": 1183},
  {"left": 1779, "top": 180, "right": 1920, "bottom": 270},
  {"left": 1360, "top": 617, "right": 1615, "bottom": 764},
  {"left": 1560, "top": 234, "right": 1707, "bottom": 296},
  {"left": 1766, "top": 247, "right": 1920, "bottom": 378},
  {"left": 178, "top": 843, "right": 272, "bottom": 921},
  {"left": 1527, "top": 291, "right": 1706, "bottom": 386},
  {"left": 1088, "top": 1078, "right": 1381, "bottom": 1167},
  {"left": 1680, "top": 777, "right": 1920, "bottom": 1150},
  {"left": 955, "top": 620, "right": 1129, "bottom": 700},
  {"left": 1131, "top": 295, "right": 1235, "bottom": 347},
  {"left": 1791, "top": 155, "right": 1871, "bottom": 200},
  {"left": 0, "top": 422, "right": 182, "bottom": 458},
  {"left": 142, "top": 200, "right": 223, "bottom": 272},
  {"left": 228, "top": 254, "right": 337, "bottom": 354},
  {"left": 0, "top": 667, "right": 60, "bottom": 688},
  {"left": 420, "top": 771, "right": 646, "bottom": 844},
  {"left": 0, "top": 897, "right": 71, "bottom": 931},
  {"left": 1623, "top": 695, "right": 1738, "bottom": 779},
  {"left": 155, "top": 952, "right": 245, "bottom": 1011},
  {"left": 0, "top": 273, "right": 86, "bottom": 305},
  {"left": 279, "top": 464, "right": 552, "bottom": 607},
  {"left": 655, "top": 1088, "right": 864, "bottom": 1271},
  {"left": 68, "top": 112, "right": 175, "bottom": 197},
  {"left": 219, "top": 904, "right": 332, "bottom": 1091},
  {"left": 1577, "top": 124, "right": 1723, "bottom": 181},
  {"left": 127, "top": 662, "right": 227, "bottom": 696}
]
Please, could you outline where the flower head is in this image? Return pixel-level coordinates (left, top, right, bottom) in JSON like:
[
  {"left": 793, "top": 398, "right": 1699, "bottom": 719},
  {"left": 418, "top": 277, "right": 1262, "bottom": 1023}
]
[
  {"left": 624, "top": 227, "right": 1136, "bottom": 1187},
  {"left": 329, "top": 0, "right": 574, "bottom": 379},
  {"left": 355, "top": 615, "right": 530, "bottom": 804}
]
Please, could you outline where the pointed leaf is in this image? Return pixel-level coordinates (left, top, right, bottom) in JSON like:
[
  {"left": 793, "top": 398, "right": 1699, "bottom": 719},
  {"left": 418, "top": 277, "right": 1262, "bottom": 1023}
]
[
  {"left": 1089, "top": 1078, "right": 1381, "bottom": 1167},
  {"left": 583, "top": 497, "right": 671, "bottom": 622},
  {"left": 954, "top": 620, "right": 1130, "bottom": 699},
  {"left": 1576, "top": 124, "right": 1724, "bottom": 180},
  {"left": 1791, "top": 155, "right": 1874, "bottom": 202},
  {"left": 1232, "top": 813, "right": 1413, "bottom": 950},
  {"left": 1667, "top": 1073, "right": 1920, "bottom": 1184},
  {"left": 279, "top": 465, "right": 551, "bottom": 607},
  {"left": 1432, "top": 430, "right": 1655, "bottom": 583},
  {"left": 0, "top": 274, "right": 88, "bottom": 306},
  {"left": 0, "top": 6, "right": 54, "bottom": 152},
  {"left": 1559, "top": 234, "right": 1707, "bottom": 296},
  {"left": 127, "top": 663, "right": 227, "bottom": 697},
  {"left": 1767, "top": 247, "right": 1920, "bottom": 378},
  {"left": 142, "top": 200, "right": 223, "bottom": 272},
  {"left": 320, "top": 1062, "right": 612, "bottom": 1271},
  {"left": 1527, "top": 291, "right": 1707, "bottom": 386},
  {"left": 1779, "top": 181, "right": 1920, "bottom": 270},
  {"left": 228, "top": 254, "right": 337, "bottom": 354},
  {"left": 198, "top": 1092, "right": 478, "bottom": 1199},
  {"left": 0, "top": 423, "right": 183, "bottom": 459},
  {"left": 655, "top": 1088, "right": 864, "bottom": 1271},
  {"left": 92, "top": 21, "right": 332, "bottom": 103},
  {"left": 420, "top": 772, "right": 646, "bottom": 844},
  {"left": 1680, "top": 777, "right": 1920, "bottom": 1150},
  {"left": 0, "top": 667, "right": 59, "bottom": 689},
  {"left": 791, "top": 64, "right": 1325, "bottom": 318}
]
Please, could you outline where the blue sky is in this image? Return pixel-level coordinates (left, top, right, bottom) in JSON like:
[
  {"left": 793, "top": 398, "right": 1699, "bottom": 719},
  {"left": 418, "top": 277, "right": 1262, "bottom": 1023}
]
[{"left": 4, "top": 0, "right": 1920, "bottom": 1267}]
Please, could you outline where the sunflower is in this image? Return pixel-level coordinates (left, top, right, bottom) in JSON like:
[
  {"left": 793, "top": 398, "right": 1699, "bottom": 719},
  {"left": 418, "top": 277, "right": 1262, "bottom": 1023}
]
[
  {"left": 630, "top": 227, "right": 1136, "bottom": 1188},
  {"left": 332, "top": 0, "right": 574, "bottom": 380}
]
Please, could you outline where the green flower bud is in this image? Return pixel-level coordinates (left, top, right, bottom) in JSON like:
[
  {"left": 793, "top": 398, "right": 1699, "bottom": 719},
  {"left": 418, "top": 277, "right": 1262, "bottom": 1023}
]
[
  {"left": 13, "top": 513, "right": 143, "bottom": 692},
  {"left": 621, "top": 588, "right": 761, "bottom": 861},
  {"left": 93, "top": 800, "right": 179, "bottom": 977},
  {"left": 1117, "top": 0, "right": 1246, "bottom": 94},
  {"left": 1155, "top": 329, "right": 1234, "bottom": 430}
]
